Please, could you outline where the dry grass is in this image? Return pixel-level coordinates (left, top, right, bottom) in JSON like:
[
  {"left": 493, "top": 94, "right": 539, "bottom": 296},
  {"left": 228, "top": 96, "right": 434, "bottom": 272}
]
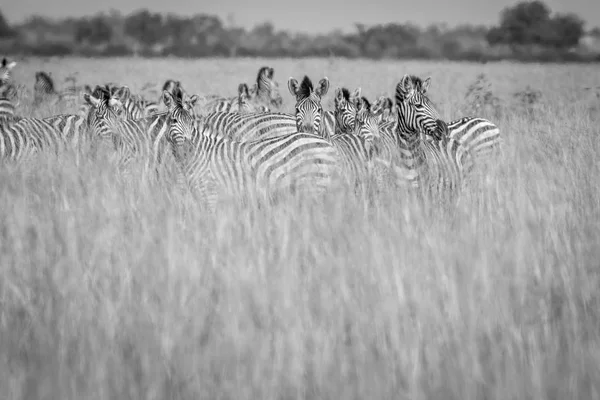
[{"left": 1, "top": 57, "right": 600, "bottom": 400}]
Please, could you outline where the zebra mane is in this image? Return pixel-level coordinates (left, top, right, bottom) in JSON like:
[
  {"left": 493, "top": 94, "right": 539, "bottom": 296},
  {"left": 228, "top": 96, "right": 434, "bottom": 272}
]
[
  {"left": 340, "top": 88, "right": 351, "bottom": 101},
  {"left": 358, "top": 96, "right": 371, "bottom": 111},
  {"left": 36, "top": 71, "right": 55, "bottom": 91},
  {"left": 258, "top": 66, "right": 274, "bottom": 81},
  {"left": 297, "top": 76, "right": 314, "bottom": 99},
  {"left": 162, "top": 79, "right": 180, "bottom": 91}
]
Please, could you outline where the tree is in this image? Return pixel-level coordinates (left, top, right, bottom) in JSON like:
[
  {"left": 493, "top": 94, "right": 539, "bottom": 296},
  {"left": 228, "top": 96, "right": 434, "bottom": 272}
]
[
  {"left": 0, "top": 9, "right": 16, "bottom": 37},
  {"left": 486, "top": 1, "right": 585, "bottom": 50}
]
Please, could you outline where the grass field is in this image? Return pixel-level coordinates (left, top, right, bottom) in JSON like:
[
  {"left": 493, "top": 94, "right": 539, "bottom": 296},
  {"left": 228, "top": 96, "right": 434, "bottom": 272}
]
[{"left": 2, "top": 57, "right": 600, "bottom": 399}]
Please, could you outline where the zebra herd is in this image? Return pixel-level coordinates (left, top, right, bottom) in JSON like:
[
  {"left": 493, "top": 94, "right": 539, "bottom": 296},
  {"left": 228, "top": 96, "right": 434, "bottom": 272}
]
[{"left": 0, "top": 57, "right": 502, "bottom": 212}]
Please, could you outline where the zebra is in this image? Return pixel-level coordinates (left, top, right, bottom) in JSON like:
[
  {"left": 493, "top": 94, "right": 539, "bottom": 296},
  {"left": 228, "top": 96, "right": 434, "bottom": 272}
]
[
  {"left": 163, "top": 89, "right": 342, "bottom": 211},
  {"left": 226, "top": 83, "right": 270, "bottom": 114},
  {"left": 0, "top": 58, "right": 19, "bottom": 102},
  {"left": 83, "top": 86, "right": 200, "bottom": 180},
  {"left": 332, "top": 87, "right": 362, "bottom": 134},
  {"left": 248, "top": 66, "right": 283, "bottom": 110},
  {"left": 371, "top": 96, "right": 397, "bottom": 125},
  {"left": 372, "top": 75, "right": 473, "bottom": 204},
  {"left": 410, "top": 74, "right": 502, "bottom": 168},
  {"left": 0, "top": 98, "right": 36, "bottom": 162},
  {"left": 287, "top": 75, "right": 330, "bottom": 137},
  {"left": 33, "top": 71, "right": 81, "bottom": 109},
  {"left": 0, "top": 97, "right": 64, "bottom": 161},
  {"left": 330, "top": 95, "right": 380, "bottom": 192}
]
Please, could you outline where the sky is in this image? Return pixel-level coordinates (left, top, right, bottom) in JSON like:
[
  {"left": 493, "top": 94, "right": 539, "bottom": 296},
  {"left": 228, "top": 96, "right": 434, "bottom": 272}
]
[{"left": 3, "top": 0, "right": 600, "bottom": 34}]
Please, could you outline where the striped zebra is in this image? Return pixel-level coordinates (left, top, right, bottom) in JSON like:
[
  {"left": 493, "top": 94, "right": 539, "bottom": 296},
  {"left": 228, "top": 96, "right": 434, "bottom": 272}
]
[
  {"left": 371, "top": 96, "right": 397, "bottom": 125},
  {"left": 0, "top": 97, "right": 64, "bottom": 162},
  {"left": 230, "top": 83, "right": 270, "bottom": 114},
  {"left": 332, "top": 87, "right": 361, "bottom": 134},
  {"left": 287, "top": 75, "right": 330, "bottom": 136},
  {"left": 330, "top": 95, "right": 380, "bottom": 192},
  {"left": 163, "top": 89, "right": 342, "bottom": 211},
  {"left": 83, "top": 87, "right": 199, "bottom": 180},
  {"left": 248, "top": 66, "right": 283, "bottom": 110},
  {"left": 410, "top": 74, "right": 502, "bottom": 168},
  {"left": 372, "top": 75, "right": 473, "bottom": 204},
  {"left": 33, "top": 71, "right": 81, "bottom": 109},
  {"left": 0, "top": 58, "right": 19, "bottom": 102}
]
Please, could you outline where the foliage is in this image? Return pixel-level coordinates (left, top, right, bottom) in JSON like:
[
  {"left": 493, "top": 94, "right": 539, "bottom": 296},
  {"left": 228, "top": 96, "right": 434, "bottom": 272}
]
[
  {"left": 0, "top": 2, "right": 598, "bottom": 61},
  {"left": 486, "top": 1, "right": 586, "bottom": 50}
]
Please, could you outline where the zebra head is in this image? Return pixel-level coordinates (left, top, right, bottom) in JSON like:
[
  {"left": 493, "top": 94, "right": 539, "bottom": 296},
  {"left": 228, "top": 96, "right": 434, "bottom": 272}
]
[
  {"left": 161, "top": 79, "right": 184, "bottom": 103},
  {"left": 83, "top": 87, "right": 125, "bottom": 142},
  {"left": 0, "top": 58, "right": 16, "bottom": 84},
  {"left": 237, "top": 83, "right": 269, "bottom": 114},
  {"left": 371, "top": 96, "right": 395, "bottom": 123},
  {"left": 288, "top": 76, "right": 329, "bottom": 135},
  {"left": 334, "top": 87, "right": 361, "bottom": 133},
  {"left": 163, "top": 89, "right": 200, "bottom": 159},
  {"left": 395, "top": 74, "right": 439, "bottom": 138},
  {"left": 354, "top": 96, "right": 380, "bottom": 155},
  {"left": 256, "top": 66, "right": 283, "bottom": 109}
]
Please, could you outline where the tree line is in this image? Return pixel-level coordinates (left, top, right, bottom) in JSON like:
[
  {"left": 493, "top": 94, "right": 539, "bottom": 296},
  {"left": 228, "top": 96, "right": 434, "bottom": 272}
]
[{"left": 0, "top": 1, "right": 599, "bottom": 62}]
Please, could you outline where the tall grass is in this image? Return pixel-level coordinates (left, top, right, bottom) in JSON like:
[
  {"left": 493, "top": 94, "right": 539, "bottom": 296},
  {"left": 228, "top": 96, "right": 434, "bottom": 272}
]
[{"left": 1, "top": 58, "right": 599, "bottom": 399}]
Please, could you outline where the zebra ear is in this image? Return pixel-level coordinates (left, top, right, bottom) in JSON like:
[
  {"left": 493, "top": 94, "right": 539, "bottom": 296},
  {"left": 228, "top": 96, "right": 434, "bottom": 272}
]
[
  {"left": 351, "top": 87, "right": 361, "bottom": 101},
  {"left": 189, "top": 95, "right": 199, "bottom": 107},
  {"left": 114, "top": 86, "right": 131, "bottom": 102},
  {"left": 288, "top": 78, "right": 299, "bottom": 97},
  {"left": 108, "top": 98, "right": 122, "bottom": 109},
  {"left": 162, "top": 90, "right": 176, "bottom": 110},
  {"left": 334, "top": 88, "right": 344, "bottom": 103},
  {"left": 267, "top": 67, "right": 275, "bottom": 79},
  {"left": 396, "top": 75, "right": 414, "bottom": 102},
  {"left": 421, "top": 77, "right": 431, "bottom": 94},
  {"left": 238, "top": 83, "right": 249, "bottom": 98},
  {"left": 316, "top": 77, "right": 329, "bottom": 97},
  {"left": 83, "top": 93, "right": 101, "bottom": 107}
]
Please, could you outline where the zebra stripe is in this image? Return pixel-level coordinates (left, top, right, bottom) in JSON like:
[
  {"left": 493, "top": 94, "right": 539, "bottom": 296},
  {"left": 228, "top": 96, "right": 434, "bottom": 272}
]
[
  {"left": 198, "top": 111, "right": 298, "bottom": 142},
  {"left": 163, "top": 90, "right": 341, "bottom": 211},
  {"left": 43, "top": 113, "right": 88, "bottom": 151}
]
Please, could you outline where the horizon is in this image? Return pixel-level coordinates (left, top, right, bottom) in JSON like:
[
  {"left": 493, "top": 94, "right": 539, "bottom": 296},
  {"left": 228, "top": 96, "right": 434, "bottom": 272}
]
[{"left": 3, "top": 0, "right": 600, "bottom": 34}]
